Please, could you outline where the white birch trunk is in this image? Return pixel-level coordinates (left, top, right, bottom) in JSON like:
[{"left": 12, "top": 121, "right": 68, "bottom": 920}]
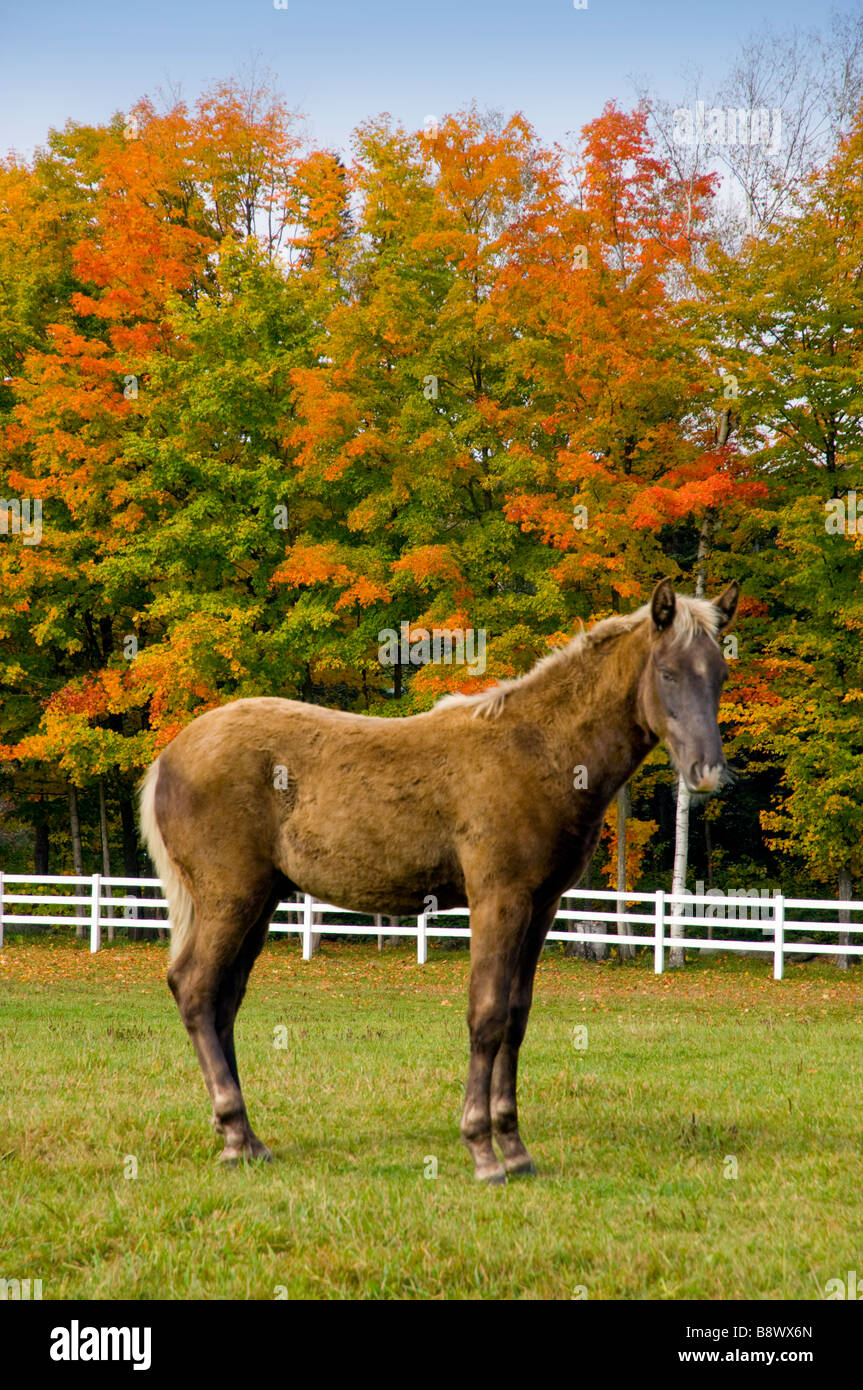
[
  {"left": 669, "top": 780, "right": 690, "bottom": 968},
  {"left": 667, "top": 458, "right": 724, "bottom": 969},
  {"left": 836, "top": 868, "right": 852, "bottom": 970},
  {"left": 310, "top": 909, "right": 322, "bottom": 957},
  {"left": 98, "top": 779, "right": 113, "bottom": 943},
  {"left": 69, "top": 784, "right": 85, "bottom": 939}
]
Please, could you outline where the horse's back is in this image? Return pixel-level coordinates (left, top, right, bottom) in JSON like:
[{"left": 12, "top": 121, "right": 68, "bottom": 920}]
[{"left": 151, "top": 695, "right": 466, "bottom": 914}]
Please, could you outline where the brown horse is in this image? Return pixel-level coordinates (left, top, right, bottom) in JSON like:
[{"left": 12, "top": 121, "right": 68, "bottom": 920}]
[{"left": 140, "top": 577, "right": 739, "bottom": 1183}]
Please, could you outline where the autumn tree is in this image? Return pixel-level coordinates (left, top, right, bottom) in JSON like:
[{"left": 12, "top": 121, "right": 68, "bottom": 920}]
[
  {"left": 0, "top": 79, "right": 307, "bottom": 869},
  {"left": 713, "top": 108, "right": 863, "bottom": 945}
]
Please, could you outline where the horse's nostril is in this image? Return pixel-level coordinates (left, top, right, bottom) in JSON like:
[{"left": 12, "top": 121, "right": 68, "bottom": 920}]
[{"left": 690, "top": 763, "right": 723, "bottom": 793}]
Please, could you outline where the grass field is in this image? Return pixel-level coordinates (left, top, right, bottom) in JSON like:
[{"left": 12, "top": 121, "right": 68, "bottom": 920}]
[{"left": 1, "top": 935, "right": 862, "bottom": 1300}]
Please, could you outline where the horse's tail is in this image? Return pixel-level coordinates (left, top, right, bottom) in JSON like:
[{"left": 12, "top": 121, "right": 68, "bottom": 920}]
[{"left": 139, "top": 759, "right": 195, "bottom": 964}]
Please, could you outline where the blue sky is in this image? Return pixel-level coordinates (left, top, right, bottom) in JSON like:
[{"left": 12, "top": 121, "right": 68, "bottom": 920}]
[{"left": 0, "top": 0, "right": 858, "bottom": 158}]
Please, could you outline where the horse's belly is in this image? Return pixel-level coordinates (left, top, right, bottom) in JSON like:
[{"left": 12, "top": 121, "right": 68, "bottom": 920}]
[
  {"left": 276, "top": 807, "right": 464, "bottom": 917},
  {"left": 289, "top": 878, "right": 464, "bottom": 918}
]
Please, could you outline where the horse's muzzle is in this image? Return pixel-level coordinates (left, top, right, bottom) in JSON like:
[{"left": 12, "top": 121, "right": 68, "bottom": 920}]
[{"left": 687, "top": 762, "right": 725, "bottom": 794}]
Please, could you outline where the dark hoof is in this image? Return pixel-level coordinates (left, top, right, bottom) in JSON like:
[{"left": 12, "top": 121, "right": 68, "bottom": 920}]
[
  {"left": 505, "top": 1156, "right": 537, "bottom": 1177},
  {"left": 218, "top": 1140, "right": 273, "bottom": 1165},
  {"left": 475, "top": 1165, "right": 507, "bottom": 1186}
]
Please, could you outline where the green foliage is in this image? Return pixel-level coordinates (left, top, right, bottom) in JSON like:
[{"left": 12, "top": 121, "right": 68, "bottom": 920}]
[{"left": 0, "top": 81, "right": 862, "bottom": 895}]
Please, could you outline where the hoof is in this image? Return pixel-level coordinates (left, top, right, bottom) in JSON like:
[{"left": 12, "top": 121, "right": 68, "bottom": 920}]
[
  {"left": 475, "top": 1164, "right": 507, "bottom": 1186},
  {"left": 504, "top": 1155, "right": 537, "bottom": 1177},
  {"left": 218, "top": 1139, "right": 273, "bottom": 1165}
]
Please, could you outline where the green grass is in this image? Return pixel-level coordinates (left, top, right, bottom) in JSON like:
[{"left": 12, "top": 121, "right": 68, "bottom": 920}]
[{"left": 1, "top": 936, "right": 862, "bottom": 1299}]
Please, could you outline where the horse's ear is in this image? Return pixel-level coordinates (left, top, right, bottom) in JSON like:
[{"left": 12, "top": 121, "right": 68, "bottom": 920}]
[
  {"left": 713, "top": 581, "right": 740, "bottom": 631},
  {"left": 650, "top": 577, "right": 676, "bottom": 632}
]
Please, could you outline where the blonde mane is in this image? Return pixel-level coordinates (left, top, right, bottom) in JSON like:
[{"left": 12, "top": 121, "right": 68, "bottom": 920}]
[{"left": 432, "top": 594, "right": 722, "bottom": 720}]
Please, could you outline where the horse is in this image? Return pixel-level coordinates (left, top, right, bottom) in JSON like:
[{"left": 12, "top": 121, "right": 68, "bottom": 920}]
[{"left": 139, "top": 577, "right": 739, "bottom": 1183}]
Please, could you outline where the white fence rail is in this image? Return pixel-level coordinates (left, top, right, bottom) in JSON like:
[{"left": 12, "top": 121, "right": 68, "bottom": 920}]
[{"left": 1, "top": 874, "right": 862, "bottom": 980}]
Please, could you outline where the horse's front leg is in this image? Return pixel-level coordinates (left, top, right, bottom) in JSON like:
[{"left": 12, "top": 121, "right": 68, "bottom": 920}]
[
  {"left": 490, "top": 898, "right": 559, "bottom": 1176},
  {"left": 461, "top": 891, "right": 532, "bottom": 1184}
]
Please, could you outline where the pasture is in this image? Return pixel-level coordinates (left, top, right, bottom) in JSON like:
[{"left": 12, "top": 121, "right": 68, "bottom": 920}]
[{"left": 1, "top": 936, "right": 861, "bottom": 1300}]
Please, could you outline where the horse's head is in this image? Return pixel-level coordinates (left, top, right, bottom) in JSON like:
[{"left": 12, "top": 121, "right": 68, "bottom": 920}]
[{"left": 639, "top": 577, "right": 739, "bottom": 795}]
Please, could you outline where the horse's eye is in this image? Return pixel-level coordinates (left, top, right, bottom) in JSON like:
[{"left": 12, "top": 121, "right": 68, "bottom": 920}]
[{"left": 660, "top": 669, "right": 676, "bottom": 683}]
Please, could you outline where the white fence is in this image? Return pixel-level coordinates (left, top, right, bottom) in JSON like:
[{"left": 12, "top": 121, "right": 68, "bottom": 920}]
[{"left": 1, "top": 873, "right": 862, "bottom": 979}]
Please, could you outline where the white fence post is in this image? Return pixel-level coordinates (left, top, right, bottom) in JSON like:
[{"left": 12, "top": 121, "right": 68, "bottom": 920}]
[
  {"left": 417, "top": 910, "right": 428, "bottom": 965},
  {"left": 0, "top": 870, "right": 4, "bottom": 950},
  {"left": 89, "top": 873, "right": 102, "bottom": 954},
  {"left": 654, "top": 889, "right": 665, "bottom": 975},
  {"left": 302, "top": 893, "right": 313, "bottom": 961},
  {"left": 773, "top": 892, "right": 785, "bottom": 981}
]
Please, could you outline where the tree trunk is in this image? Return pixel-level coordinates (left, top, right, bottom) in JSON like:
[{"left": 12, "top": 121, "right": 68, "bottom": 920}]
[
  {"left": 375, "top": 914, "right": 400, "bottom": 949},
  {"left": 668, "top": 411, "right": 730, "bottom": 968},
  {"left": 119, "top": 790, "right": 139, "bottom": 878},
  {"left": 617, "top": 785, "right": 635, "bottom": 959},
  {"left": 669, "top": 497, "right": 720, "bottom": 967},
  {"left": 670, "top": 780, "right": 690, "bottom": 968},
  {"left": 704, "top": 812, "right": 715, "bottom": 950},
  {"left": 836, "top": 868, "right": 852, "bottom": 970},
  {"left": 69, "top": 784, "right": 85, "bottom": 938},
  {"left": 69, "top": 784, "right": 84, "bottom": 873},
  {"left": 584, "top": 850, "right": 609, "bottom": 960},
  {"left": 34, "top": 814, "right": 50, "bottom": 875},
  {"left": 98, "top": 779, "right": 113, "bottom": 942},
  {"left": 566, "top": 854, "right": 593, "bottom": 958},
  {"left": 565, "top": 858, "right": 586, "bottom": 958},
  {"left": 591, "top": 846, "right": 609, "bottom": 960}
]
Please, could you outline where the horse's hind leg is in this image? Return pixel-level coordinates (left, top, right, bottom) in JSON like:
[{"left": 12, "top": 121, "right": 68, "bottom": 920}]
[
  {"left": 490, "top": 898, "right": 559, "bottom": 1177},
  {"left": 211, "top": 884, "right": 286, "bottom": 1152},
  {"left": 168, "top": 887, "right": 277, "bottom": 1164}
]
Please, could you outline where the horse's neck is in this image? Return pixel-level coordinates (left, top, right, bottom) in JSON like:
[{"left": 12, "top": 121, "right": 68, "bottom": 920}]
[{"left": 526, "top": 627, "right": 654, "bottom": 804}]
